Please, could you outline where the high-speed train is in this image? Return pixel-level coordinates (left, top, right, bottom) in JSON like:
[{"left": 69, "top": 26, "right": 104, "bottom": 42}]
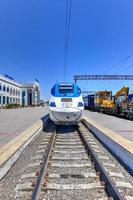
[{"left": 49, "top": 83, "right": 84, "bottom": 125}]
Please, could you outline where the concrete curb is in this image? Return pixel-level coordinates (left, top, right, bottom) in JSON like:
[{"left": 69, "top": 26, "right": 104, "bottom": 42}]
[
  {"left": 0, "top": 114, "right": 49, "bottom": 180},
  {"left": 83, "top": 118, "right": 133, "bottom": 171}
]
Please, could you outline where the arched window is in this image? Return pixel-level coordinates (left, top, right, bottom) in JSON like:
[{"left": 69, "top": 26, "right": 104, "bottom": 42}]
[
  {"left": 13, "top": 88, "right": 15, "bottom": 96},
  {"left": 3, "top": 96, "right": 6, "bottom": 104},
  {"left": 10, "top": 87, "right": 12, "bottom": 95},
  {"left": 22, "top": 91, "right": 25, "bottom": 96},
  {"left": 7, "top": 86, "right": 9, "bottom": 92},
  {"left": 3, "top": 85, "right": 6, "bottom": 91},
  {"left": 7, "top": 97, "right": 9, "bottom": 104}
]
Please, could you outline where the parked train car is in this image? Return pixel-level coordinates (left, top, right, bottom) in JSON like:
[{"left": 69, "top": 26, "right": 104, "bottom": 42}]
[
  {"left": 49, "top": 83, "right": 84, "bottom": 125},
  {"left": 83, "top": 95, "right": 94, "bottom": 110}
]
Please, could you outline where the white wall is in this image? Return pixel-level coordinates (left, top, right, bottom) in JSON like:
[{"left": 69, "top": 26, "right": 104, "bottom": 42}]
[
  {"left": 0, "top": 79, "right": 21, "bottom": 106},
  {"left": 0, "top": 76, "right": 40, "bottom": 107}
]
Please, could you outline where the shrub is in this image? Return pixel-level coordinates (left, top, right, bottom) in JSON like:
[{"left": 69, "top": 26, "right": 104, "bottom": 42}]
[
  {"left": 5, "top": 104, "right": 20, "bottom": 109},
  {"left": 5, "top": 104, "right": 13, "bottom": 109}
]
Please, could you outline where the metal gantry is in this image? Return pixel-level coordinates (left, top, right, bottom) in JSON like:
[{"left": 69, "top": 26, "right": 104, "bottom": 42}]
[{"left": 74, "top": 75, "right": 133, "bottom": 82}]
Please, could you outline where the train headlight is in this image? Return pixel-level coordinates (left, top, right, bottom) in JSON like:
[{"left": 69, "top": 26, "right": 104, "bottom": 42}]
[
  {"left": 78, "top": 102, "right": 84, "bottom": 107},
  {"left": 49, "top": 102, "right": 56, "bottom": 107}
]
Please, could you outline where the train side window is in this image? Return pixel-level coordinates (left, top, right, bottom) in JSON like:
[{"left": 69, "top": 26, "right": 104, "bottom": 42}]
[
  {"left": 51, "top": 87, "right": 55, "bottom": 96},
  {"left": 77, "top": 87, "right": 81, "bottom": 95}
]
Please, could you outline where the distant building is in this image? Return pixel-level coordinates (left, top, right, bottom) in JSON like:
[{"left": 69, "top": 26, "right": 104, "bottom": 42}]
[
  {"left": 21, "top": 82, "right": 40, "bottom": 106},
  {"left": 0, "top": 74, "right": 40, "bottom": 107}
]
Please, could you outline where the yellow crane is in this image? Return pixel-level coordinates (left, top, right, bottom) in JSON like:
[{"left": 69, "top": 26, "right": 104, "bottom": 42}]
[{"left": 114, "top": 86, "right": 129, "bottom": 102}]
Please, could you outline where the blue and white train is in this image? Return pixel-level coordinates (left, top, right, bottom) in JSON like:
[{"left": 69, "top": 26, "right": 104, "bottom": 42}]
[{"left": 49, "top": 83, "right": 84, "bottom": 125}]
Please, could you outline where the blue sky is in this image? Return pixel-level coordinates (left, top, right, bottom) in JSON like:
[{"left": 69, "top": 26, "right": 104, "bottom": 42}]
[{"left": 0, "top": 0, "right": 133, "bottom": 100}]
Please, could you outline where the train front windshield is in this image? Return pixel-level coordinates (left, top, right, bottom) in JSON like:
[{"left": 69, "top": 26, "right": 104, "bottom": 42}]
[
  {"left": 51, "top": 83, "right": 81, "bottom": 97},
  {"left": 59, "top": 84, "right": 74, "bottom": 94}
]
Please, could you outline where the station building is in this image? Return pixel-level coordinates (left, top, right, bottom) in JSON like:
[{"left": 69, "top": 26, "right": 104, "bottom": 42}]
[
  {"left": 21, "top": 82, "right": 40, "bottom": 106},
  {"left": 0, "top": 74, "right": 40, "bottom": 107}
]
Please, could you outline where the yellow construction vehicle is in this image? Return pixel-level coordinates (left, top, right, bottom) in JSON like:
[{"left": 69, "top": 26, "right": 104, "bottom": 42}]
[
  {"left": 114, "top": 86, "right": 129, "bottom": 104},
  {"left": 93, "top": 86, "right": 133, "bottom": 119},
  {"left": 101, "top": 86, "right": 129, "bottom": 114},
  {"left": 94, "top": 91, "right": 112, "bottom": 111}
]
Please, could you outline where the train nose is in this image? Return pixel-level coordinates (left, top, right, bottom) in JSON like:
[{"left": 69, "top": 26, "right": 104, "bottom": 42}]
[{"left": 51, "top": 108, "right": 83, "bottom": 124}]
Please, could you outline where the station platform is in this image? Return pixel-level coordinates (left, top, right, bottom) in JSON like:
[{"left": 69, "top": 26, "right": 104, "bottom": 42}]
[
  {"left": 0, "top": 107, "right": 49, "bottom": 149},
  {"left": 83, "top": 110, "right": 133, "bottom": 171},
  {"left": 0, "top": 106, "right": 49, "bottom": 180},
  {"left": 84, "top": 110, "right": 133, "bottom": 141}
]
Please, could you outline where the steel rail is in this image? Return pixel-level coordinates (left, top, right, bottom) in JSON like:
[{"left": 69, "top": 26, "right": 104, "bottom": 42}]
[
  {"left": 31, "top": 129, "right": 56, "bottom": 200},
  {"left": 78, "top": 126, "right": 123, "bottom": 200}
]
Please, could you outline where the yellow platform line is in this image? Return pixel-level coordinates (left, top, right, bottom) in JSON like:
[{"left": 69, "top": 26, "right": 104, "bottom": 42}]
[
  {"left": 84, "top": 116, "right": 133, "bottom": 154},
  {"left": 0, "top": 121, "right": 42, "bottom": 166}
]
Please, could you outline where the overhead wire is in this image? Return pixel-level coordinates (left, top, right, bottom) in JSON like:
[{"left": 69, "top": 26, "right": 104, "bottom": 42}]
[
  {"left": 103, "top": 53, "right": 133, "bottom": 89},
  {"left": 118, "top": 64, "right": 133, "bottom": 74},
  {"left": 64, "top": 0, "right": 72, "bottom": 82},
  {"left": 114, "top": 57, "right": 133, "bottom": 89},
  {"left": 64, "top": 0, "right": 69, "bottom": 81},
  {"left": 113, "top": 53, "right": 133, "bottom": 74},
  {"left": 104, "top": 53, "right": 133, "bottom": 74}
]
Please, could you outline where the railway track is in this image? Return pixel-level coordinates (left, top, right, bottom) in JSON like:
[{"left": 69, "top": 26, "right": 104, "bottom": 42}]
[{"left": 14, "top": 122, "right": 133, "bottom": 200}]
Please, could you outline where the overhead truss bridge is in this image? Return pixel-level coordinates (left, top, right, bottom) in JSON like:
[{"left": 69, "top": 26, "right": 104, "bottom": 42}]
[{"left": 74, "top": 75, "right": 133, "bottom": 81}]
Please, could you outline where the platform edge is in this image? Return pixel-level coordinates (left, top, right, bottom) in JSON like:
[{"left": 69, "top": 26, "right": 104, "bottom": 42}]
[
  {"left": 83, "top": 117, "right": 133, "bottom": 171},
  {"left": 0, "top": 115, "right": 49, "bottom": 180}
]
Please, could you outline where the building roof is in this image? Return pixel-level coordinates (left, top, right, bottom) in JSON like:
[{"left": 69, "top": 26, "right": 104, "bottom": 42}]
[
  {"left": 0, "top": 74, "right": 40, "bottom": 89},
  {"left": 0, "top": 74, "right": 21, "bottom": 87},
  {"left": 21, "top": 81, "right": 40, "bottom": 88}
]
